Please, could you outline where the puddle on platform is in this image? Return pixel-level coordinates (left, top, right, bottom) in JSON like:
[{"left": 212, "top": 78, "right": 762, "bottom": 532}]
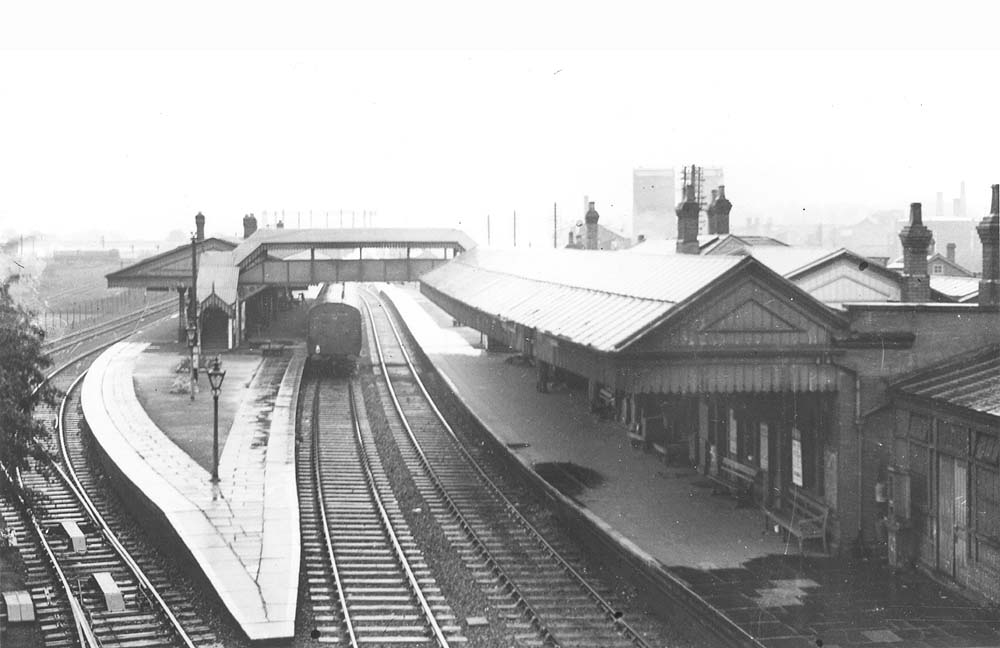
[{"left": 534, "top": 462, "right": 605, "bottom": 497}]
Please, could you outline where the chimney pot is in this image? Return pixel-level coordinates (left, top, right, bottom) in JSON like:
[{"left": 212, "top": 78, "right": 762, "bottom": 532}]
[
  {"left": 676, "top": 184, "right": 701, "bottom": 253},
  {"left": 243, "top": 213, "right": 258, "bottom": 239},
  {"left": 976, "top": 184, "right": 1000, "bottom": 307},
  {"left": 899, "top": 202, "right": 933, "bottom": 302},
  {"left": 584, "top": 202, "right": 600, "bottom": 249},
  {"left": 195, "top": 212, "right": 206, "bottom": 242}
]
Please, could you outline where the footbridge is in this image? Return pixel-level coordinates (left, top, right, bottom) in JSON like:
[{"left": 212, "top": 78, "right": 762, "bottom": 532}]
[{"left": 106, "top": 218, "right": 474, "bottom": 349}]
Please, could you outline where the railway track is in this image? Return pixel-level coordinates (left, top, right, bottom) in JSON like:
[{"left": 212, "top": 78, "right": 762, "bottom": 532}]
[
  {"left": 0, "top": 307, "right": 216, "bottom": 647},
  {"left": 297, "top": 373, "right": 465, "bottom": 646},
  {"left": 43, "top": 298, "right": 174, "bottom": 357},
  {"left": 360, "top": 290, "right": 653, "bottom": 648}
]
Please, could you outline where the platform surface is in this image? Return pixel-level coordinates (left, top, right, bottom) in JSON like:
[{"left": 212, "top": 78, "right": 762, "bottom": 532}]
[
  {"left": 81, "top": 342, "right": 303, "bottom": 642},
  {"left": 384, "top": 284, "right": 1000, "bottom": 648}
]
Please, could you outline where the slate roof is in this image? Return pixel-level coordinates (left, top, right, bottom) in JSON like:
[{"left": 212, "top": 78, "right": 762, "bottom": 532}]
[{"left": 892, "top": 346, "right": 1000, "bottom": 419}]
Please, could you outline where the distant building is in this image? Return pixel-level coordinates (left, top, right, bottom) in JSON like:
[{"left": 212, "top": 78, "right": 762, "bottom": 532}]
[
  {"left": 887, "top": 250, "right": 975, "bottom": 278},
  {"left": 632, "top": 169, "right": 676, "bottom": 241},
  {"left": 894, "top": 217, "right": 981, "bottom": 272},
  {"left": 567, "top": 202, "right": 632, "bottom": 251}
]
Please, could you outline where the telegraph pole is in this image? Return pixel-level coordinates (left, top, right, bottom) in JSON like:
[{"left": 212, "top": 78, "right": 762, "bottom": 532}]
[
  {"left": 513, "top": 210, "right": 517, "bottom": 247},
  {"left": 487, "top": 214, "right": 491, "bottom": 245},
  {"left": 553, "top": 203, "right": 557, "bottom": 248}
]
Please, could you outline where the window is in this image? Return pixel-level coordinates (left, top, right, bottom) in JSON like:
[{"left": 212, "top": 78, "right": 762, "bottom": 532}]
[
  {"left": 975, "top": 467, "right": 1000, "bottom": 541},
  {"left": 932, "top": 263, "right": 944, "bottom": 274},
  {"left": 909, "top": 413, "right": 931, "bottom": 443}
]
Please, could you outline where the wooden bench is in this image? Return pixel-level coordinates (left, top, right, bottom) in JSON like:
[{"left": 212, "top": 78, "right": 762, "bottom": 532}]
[
  {"left": 763, "top": 485, "right": 831, "bottom": 554},
  {"left": 708, "top": 457, "right": 761, "bottom": 508},
  {"left": 261, "top": 342, "right": 285, "bottom": 356}
]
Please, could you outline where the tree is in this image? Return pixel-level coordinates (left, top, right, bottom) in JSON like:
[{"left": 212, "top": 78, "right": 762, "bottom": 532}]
[{"left": 0, "top": 276, "right": 60, "bottom": 503}]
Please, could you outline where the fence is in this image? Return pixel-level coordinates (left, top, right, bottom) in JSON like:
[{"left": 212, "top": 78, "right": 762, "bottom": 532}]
[{"left": 39, "top": 289, "right": 159, "bottom": 338}]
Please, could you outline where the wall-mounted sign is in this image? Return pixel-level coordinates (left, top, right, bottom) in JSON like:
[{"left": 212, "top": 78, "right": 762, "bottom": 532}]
[
  {"left": 792, "top": 427, "right": 803, "bottom": 487},
  {"left": 759, "top": 423, "right": 769, "bottom": 471},
  {"left": 729, "top": 408, "right": 738, "bottom": 456}
]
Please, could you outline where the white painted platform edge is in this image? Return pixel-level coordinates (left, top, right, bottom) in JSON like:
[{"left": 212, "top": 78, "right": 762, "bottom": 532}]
[{"left": 81, "top": 342, "right": 298, "bottom": 641}]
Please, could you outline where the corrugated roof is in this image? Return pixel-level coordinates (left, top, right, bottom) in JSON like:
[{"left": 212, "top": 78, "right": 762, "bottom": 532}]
[
  {"left": 929, "top": 276, "right": 980, "bottom": 302},
  {"left": 421, "top": 248, "right": 744, "bottom": 352},
  {"left": 625, "top": 235, "right": 720, "bottom": 255},
  {"left": 197, "top": 251, "right": 239, "bottom": 306},
  {"left": 746, "top": 247, "right": 848, "bottom": 277},
  {"left": 893, "top": 346, "right": 1000, "bottom": 418},
  {"left": 232, "top": 227, "right": 476, "bottom": 265}
]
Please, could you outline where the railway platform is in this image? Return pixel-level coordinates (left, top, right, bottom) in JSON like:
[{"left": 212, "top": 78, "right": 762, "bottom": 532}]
[
  {"left": 383, "top": 284, "right": 1000, "bottom": 648},
  {"left": 81, "top": 340, "right": 304, "bottom": 642}
]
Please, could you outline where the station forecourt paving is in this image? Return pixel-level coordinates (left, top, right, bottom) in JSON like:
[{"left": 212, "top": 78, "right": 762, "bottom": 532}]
[{"left": 381, "top": 283, "right": 1000, "bottom": 648}]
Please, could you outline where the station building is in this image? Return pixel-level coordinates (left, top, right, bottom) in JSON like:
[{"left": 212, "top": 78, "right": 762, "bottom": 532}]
[{"left": 419, "top": 186, "right": 1000, "bottom": 603}]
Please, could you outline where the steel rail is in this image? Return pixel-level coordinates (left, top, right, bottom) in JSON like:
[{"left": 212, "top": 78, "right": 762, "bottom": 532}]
[
  {"left": 309, "top": 378, "right": 359, "bottom": 648},
  {"left": 0, "top": 461, "right": 102, "bottom": 648},
  {"left": 358, "top": 293, "right": 560, "bottom": 646},
  {"left": 4, "top": 304, "right": 181, "bottom": 647},
  {"left": 342, "top": 378, "right": 452, "bottom": 648},
  {"left": 44, "top": 298, "right": 174, "bottom": 356},
  {"left": 363, "top": 289, "right": 652, "bottom": 648},
  {"left": 55, "top": 371, "right": 199, "bottom": 648}
]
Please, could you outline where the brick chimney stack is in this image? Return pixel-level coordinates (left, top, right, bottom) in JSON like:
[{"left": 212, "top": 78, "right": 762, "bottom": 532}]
[
  {"left": 195, "top": 212, "right": 206, "bottom": 242},
  {"left": 946, "top": 243, "right": 956, "bottom": 263},
  {"left": 676, "top": 184, "right": 701, "bottom": 254},
  {"left": 243, "top": 214, "right": 258, "bottom": 239},
  {"left": 977, "top": 184, "right": 1000, "bottom": 307},
  {"left": 713, "top": 185, "right": 732, "bottom": 235},
  {"left": 706, "top": 189, "right": 719, "bottom": 234},
  {"left": 899, "top": 202, "right": 933, "bottom": 302},
  {"left": 584, "top": 201, "right": 600, "bottom": 250}
]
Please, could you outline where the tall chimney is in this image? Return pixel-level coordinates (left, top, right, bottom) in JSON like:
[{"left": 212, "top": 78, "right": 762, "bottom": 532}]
[
  {"left": 243, "top": 214, "right": 258, "bottom": 239},
  {"left": 195, "top": 212, "right": 206, "bottom": 242},
  {"left": 977, "top": 184, "right": 1000, "bottom": 307},
  {"left": 946, "top": 243, "right": 956, "bottom": 263},
  {"left": 953, "top": 198, "right": 962, "bottom": 219},
  {"left": 713, "top": 185, "right": 732, "bottom": 235},
  {"left": 676, "top": 185, "right": 701, "bottom": 254},
  {"left": 706, "top": 189, "right": 719, "bottom": 234},
  {"left": 898, "top": 202, "right": 933, "bottom": 302},
  {"left": 584, "top": 201, "right": 600, "bottom": 250},
  {"left": 935, "top": 192, "right": 944, "bottom": 219}
]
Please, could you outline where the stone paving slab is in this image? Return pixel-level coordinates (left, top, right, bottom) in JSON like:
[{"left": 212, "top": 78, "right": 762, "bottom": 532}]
[
  {"left": 81, "top": 341, "right": 304, "bottom": 642},
  {"left": 383, "top": 284, "right": 1000, "bottom": 648}
]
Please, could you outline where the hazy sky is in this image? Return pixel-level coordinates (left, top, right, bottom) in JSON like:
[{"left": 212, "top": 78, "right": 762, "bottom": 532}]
[{"left": 2, "top": 2, "right": 998, "bottom": 247}]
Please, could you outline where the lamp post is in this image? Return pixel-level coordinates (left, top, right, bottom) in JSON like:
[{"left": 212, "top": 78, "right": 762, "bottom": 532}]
[
  {"left": 186, "top": 325, "right": 197, "bottom": 401},
  {"left": 206, "top": 356, "right": 226, "bottom": 483}
]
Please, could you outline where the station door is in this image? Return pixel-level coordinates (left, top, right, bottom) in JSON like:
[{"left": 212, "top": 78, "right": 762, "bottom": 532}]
[{"left": 201, "top": 307, "right": 230, "bottom": 349}]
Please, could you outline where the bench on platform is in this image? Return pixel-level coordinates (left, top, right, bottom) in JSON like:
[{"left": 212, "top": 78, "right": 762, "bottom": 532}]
[
  {"left": 261, "top": 342, "right": 286, "bottom": 356},
  {"left": 763, "top": 484, "right": 830, "bottom": 554},
  {"left": 709, "top": 457, "right": 760, "bottom": 507}
]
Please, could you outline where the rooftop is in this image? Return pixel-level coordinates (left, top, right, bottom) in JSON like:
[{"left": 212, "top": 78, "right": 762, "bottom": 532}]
[
  {"left": 893, "top": 345, "right": 1000, "bottom": 419},
  {"left": 420, "top": 247, "right": 747, "bottom": 352}
]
